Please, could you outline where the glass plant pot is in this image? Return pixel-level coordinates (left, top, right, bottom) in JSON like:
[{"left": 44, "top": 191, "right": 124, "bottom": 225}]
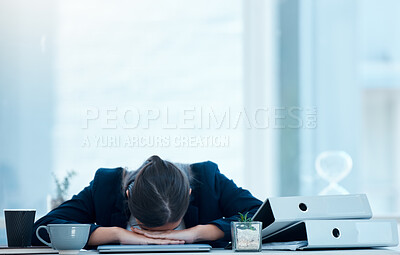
[{"left": 231, "top": 221, "right": 262, "bottom": 252}]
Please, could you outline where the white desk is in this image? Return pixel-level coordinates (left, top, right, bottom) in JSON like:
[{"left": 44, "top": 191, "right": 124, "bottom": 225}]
[
  {"left": 0, "top": 247, "right": 400, "bottom": 255},
  {"left": 82, "top": 248, "right": 400, "bottom": 255}
]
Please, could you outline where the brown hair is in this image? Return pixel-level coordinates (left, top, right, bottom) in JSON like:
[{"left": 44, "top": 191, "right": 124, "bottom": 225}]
[{"left": 123, "top": 155, "right": 190, "bottom": 228}]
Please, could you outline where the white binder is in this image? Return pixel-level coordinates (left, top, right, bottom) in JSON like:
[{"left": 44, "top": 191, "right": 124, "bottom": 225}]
[
  {"left": 262, "top": 219, "right": 399, "bottom": 249},
  {"left": 253, "top": 194, "right": 372, "bottom": 237}
]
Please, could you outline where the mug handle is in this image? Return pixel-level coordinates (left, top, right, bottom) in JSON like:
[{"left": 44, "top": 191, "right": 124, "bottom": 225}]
[{"left": 36, "top": 226, "right": 52, "bottom": 247}]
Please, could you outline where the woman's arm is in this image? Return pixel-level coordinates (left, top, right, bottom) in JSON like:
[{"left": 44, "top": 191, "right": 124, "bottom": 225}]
[
  {"left": 199, "top": 162, "right": 263, "bottom": 241},
  {"left": 193, "top": 224, "right": 224, "bottom": 242},
  {"left": 89, "top": 227, "right": 185, "bottom": 245}
]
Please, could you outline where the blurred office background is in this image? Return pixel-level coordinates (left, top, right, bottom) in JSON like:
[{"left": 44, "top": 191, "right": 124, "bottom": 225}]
[{"left": 1, "top": 0, "right": 400, "bottom": 244}]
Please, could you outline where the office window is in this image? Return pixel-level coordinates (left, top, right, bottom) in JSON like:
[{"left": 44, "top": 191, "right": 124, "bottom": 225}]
[
  {"left": 1, "top": 0, "right": 257, "bottom": 221},
  {"left": 53, "top": 0, "right": 245, "bottom": 199},
  {"left": 292, "top": 0, "right": 400, "bottom": 215}
]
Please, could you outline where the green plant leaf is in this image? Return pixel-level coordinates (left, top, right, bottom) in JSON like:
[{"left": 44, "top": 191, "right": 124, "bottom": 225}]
[{"left": 237, "top": 212, "right": 252, "bottom": 222}]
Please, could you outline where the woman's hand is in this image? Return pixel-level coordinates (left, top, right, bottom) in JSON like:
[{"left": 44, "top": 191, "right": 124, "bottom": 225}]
[
  {"left": 118, "top": 228, "right": 185, "bottom": 245},
  {"left": 132, "top": 228, "right": 197, "bottom": 244},
  {"left": 88, "top": 227, "right": 185, "bottom": 246},
  {"left": 131, "top": 224, "right": 224, "bottom": 243}
]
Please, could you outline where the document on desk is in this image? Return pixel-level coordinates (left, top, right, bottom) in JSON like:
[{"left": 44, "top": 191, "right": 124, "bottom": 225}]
[
  {"left": 262, "top": 219, "right": 399, "bottom": 249},
  {"left": 262, "top": 241, "right": 308, "bottom": 251},
  {"left": 253, "top": 194, "right": 372, "bottom": 237},
  {"left": 0, "top": 246, "right": 57, "bottom": 255}
]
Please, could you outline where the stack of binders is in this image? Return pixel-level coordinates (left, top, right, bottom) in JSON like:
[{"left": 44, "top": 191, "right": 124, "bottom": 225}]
[{"left": 253, "top": 194, "right": 399, "bottom": 250}]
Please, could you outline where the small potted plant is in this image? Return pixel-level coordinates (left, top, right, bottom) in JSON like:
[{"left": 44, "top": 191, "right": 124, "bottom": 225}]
[
  {"left": 49, "top": 170, "right": 77, "bottom": 210},
  {"left": 231, "top": 212, "right": 262, "bottom": 252}
]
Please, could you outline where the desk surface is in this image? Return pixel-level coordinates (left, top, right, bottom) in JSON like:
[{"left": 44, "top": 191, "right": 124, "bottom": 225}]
[
  {"left": 1, "top": 247, "right": 400, "bottom": 255},
  {"left": 83, "top": 247, "right": 400, "bottom": 255}
]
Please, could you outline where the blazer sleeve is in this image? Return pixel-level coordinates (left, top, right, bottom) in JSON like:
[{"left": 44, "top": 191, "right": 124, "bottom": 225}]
[
  {"left": 206, "top": 162, "right": 263, "bottom": 241},
  {"left": 31, "top": 180, "right": 101, "bottom": 247}
]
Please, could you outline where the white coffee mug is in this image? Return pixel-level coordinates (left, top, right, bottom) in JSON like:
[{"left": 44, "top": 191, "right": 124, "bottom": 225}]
[{"left": 36, "top": 224, "right": 90, "bottom": 254}]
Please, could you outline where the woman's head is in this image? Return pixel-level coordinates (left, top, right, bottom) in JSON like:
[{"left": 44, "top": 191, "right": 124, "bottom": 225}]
[{"left": 126, "top": 155, "right": 191, "bottom": 229}]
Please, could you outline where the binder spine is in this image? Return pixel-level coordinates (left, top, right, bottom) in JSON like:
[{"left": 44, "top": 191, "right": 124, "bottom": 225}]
[
  {"left": 271, "top": 194, "right": 373, "bottom": 220},
  {"left": 305, "top": 220, "right": 399, "bottom": 248}
]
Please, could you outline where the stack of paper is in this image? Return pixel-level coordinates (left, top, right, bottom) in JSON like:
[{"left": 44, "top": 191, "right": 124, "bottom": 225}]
[{"left": 252, "top": 194, "right": 399, "bottom": 250}]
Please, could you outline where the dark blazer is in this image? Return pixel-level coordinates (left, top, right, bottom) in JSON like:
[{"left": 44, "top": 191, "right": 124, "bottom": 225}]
[{"left": 32, "top": 161, "right": 262, "bottom": 248}]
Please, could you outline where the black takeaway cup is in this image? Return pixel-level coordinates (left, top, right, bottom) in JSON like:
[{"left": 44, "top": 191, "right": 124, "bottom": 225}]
[{"left": 4, "top": 209, "right": 36, "bottom": 247}]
